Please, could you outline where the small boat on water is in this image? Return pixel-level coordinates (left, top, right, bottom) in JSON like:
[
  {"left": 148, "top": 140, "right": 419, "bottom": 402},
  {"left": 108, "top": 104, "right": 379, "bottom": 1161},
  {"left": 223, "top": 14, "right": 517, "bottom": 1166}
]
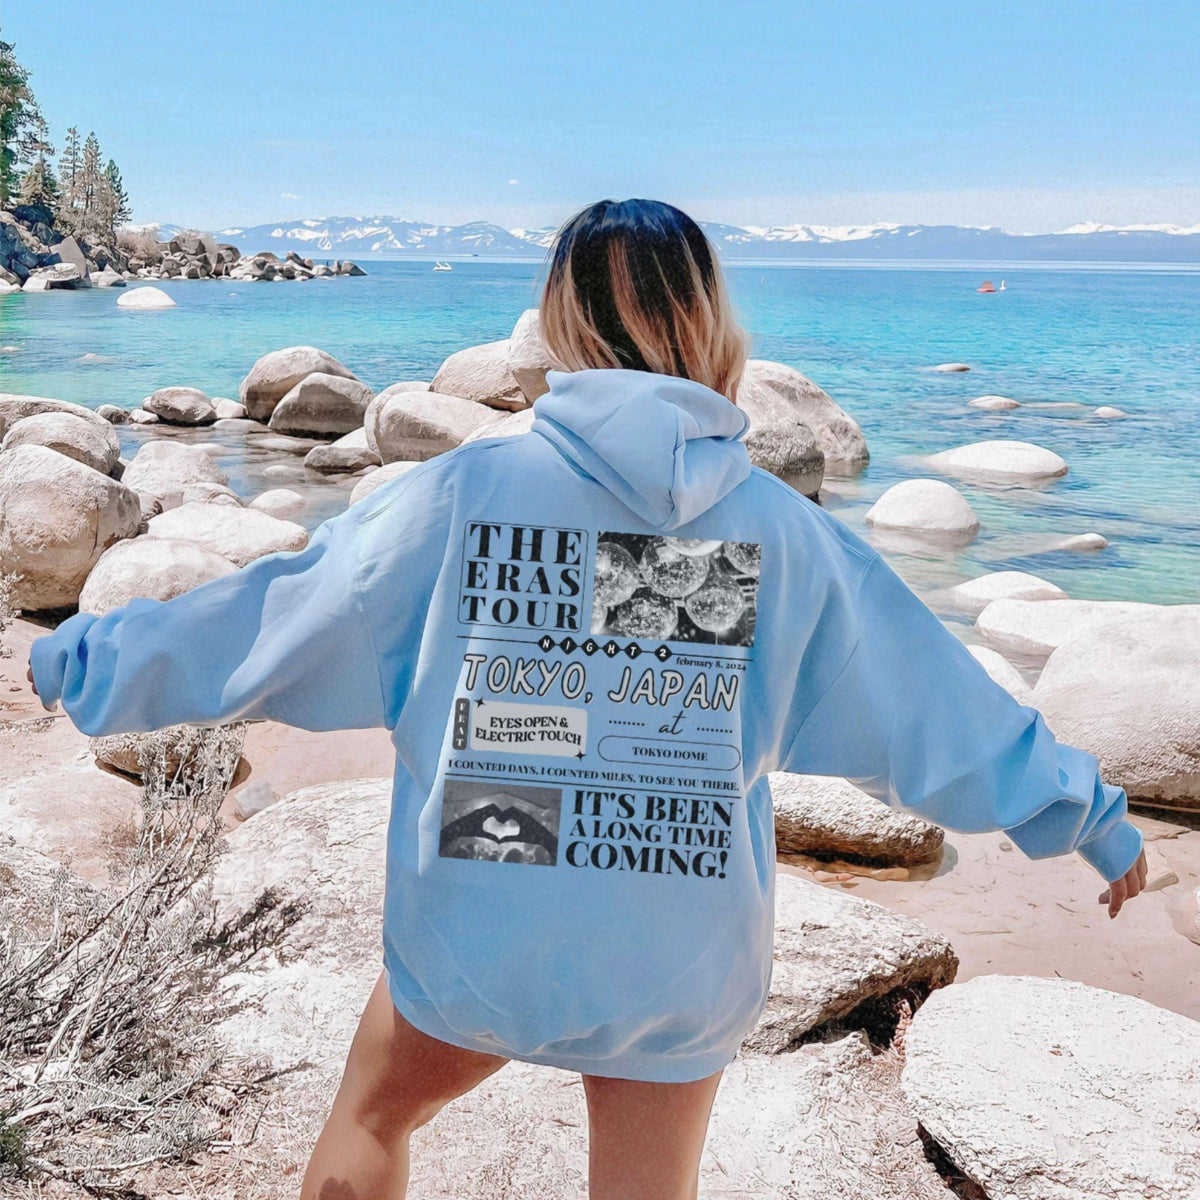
[
  {"left": 999, "top": 280, "right": 1007, "bottom": 291},
  {"left": 977, "top": 279, "right": 997, "bottom": 293},
  {"left": 433, "top": 261, "right": 453, "bottom": 272}
]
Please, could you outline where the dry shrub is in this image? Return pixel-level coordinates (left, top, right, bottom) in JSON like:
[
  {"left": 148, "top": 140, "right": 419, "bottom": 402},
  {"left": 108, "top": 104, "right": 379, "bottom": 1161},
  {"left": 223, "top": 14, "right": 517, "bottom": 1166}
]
[{"left": 0, "top": 721, "right": 305, "bottom": 1194}]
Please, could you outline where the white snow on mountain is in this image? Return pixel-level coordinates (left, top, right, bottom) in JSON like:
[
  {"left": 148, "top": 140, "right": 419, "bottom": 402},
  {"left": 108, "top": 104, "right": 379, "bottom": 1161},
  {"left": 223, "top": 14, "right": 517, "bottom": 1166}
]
[{"left": 188, "top": 214, "right": 1200, "bottom": 263}]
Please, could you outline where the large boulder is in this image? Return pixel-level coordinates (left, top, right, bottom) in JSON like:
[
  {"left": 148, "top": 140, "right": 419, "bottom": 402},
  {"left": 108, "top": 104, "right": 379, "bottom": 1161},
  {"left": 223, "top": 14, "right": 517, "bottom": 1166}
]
[
  {"left": 364, "top": 387, "right": 493, "bottom": 462},
  {"left": 926, "top": 439, "right": 1069, "bottom": 484},
  {"left": 940, "top": 570, "right": 1066, "bottom": 617},
  {"left": 239, "top": 346, "right": 357, "bottom": 422},
  {"left": 23, "top": 262, "right": 87, "bottom": 290},
  {"left": 51, "top": 234, "right": 91, "bottom": 279},
  {"left": 0, "top": 392, "right": 111, "bottom": 440},
  {"left": 303, "top": 426, "right": 381, "bottom": 474},
  {"left": 968, "top": 394, "right": 1020, "bottom": 410},
  {"left": 734, "top": 379, "right": 825, "bottom": 498},
  {"left": 147, "top": 502, "right": 308, "bottom": 567},
  {"left": 79, "top": 536, "right": 238, "bottom": 615},
  {"left": 744, "top": 872, "right": 958, "bottom": 1055},
  {"left": 1, "top": 410, "right": 120, "bottom": 474},
  {"left": 143, "top": 385, "right": 217, "bottom": 426},
  {"left": 865, "top": 478, "right": 979, "bottom": 540},
  {"left": 349, "top": 460, "right": 419, "bottom": 504},
  {"left": 976, "top": 597, "right": 1159, "bottom": 661},
  {"left": 0, "top": 445, "right": 141, "bottom": 610},
  {"left": 248, "top": 488, "right": 306, "bottom": 521},
  {"left": 508, "top": 308, "right": 556, "bottom": 403},
  {"left": 268, "top": 372, "right": 374, "bottom": 436},
  {"left": 116, "top": 285, "right": 175, "bottom": 309},
  {"left": 121, "top": 440, "right": 229, "bottom": 506},
  {"left": 739, "top": 359, "right": 869, "bottom": 476},
  {"left": 902, "top": 975, "right": 1200, "bottom": 1200},
  {"left": 92, "top": 266, "right": 125, "bottom": 288},
  {"left": 430, "top": 339, "right": 526, "bottom": 411},
  {"left": 769, "top": 773, "right": 944, "bottom": 867},
  {"left": 1032, "top": 605, "right": 1200, "bottom": 809}
]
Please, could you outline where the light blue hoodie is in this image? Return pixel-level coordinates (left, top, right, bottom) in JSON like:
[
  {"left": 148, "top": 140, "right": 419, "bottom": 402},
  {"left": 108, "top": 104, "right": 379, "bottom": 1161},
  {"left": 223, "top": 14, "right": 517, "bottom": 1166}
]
[{"left": 31, "top": 368, "right": 1142, "bottom": 1082}]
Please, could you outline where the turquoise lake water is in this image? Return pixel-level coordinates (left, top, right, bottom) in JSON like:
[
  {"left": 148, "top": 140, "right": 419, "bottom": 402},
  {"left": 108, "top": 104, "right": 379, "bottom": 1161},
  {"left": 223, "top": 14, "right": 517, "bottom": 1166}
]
[{"left": 1, "top": 260, "right": 1198, "bottom": 607}]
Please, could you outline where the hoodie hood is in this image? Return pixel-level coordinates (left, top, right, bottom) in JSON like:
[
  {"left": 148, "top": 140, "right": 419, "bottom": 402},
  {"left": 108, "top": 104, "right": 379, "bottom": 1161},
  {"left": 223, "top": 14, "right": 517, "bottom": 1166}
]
[{"left": 531, "top": 369, "right": 751, "bottom": 531}]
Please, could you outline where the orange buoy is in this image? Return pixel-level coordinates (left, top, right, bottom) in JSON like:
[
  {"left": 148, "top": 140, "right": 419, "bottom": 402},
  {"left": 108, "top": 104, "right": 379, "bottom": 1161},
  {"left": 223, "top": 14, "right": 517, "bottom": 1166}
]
[{"left": 977, "top": 279, "right": 997, "bottom": 293}]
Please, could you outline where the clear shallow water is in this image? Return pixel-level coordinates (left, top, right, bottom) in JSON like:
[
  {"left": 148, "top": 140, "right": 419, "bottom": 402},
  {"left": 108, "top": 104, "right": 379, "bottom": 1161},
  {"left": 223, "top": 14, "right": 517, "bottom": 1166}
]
[{"left": 1, "top": 261, "right": 1197, "bottom": 605}]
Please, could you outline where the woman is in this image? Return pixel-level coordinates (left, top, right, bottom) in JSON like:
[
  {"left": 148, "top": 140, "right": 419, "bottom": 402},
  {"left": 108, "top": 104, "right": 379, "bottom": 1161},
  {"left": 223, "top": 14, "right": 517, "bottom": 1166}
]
[{"left": 29, "top": 198, "right": 1147, "bottom": 1199}]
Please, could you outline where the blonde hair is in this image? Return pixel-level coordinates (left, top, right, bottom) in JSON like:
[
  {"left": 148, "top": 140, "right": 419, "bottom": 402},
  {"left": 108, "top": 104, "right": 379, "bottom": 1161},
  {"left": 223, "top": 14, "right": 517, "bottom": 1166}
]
[{"left": 539, "top": 199, "right": 747, "bottom": 401}]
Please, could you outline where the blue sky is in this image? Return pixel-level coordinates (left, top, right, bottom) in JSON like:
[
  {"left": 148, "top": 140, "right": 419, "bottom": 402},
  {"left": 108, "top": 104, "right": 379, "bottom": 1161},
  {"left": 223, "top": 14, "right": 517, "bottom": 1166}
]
[{"left": 7, "top": 1, "right": 1200, "bottom": 232}]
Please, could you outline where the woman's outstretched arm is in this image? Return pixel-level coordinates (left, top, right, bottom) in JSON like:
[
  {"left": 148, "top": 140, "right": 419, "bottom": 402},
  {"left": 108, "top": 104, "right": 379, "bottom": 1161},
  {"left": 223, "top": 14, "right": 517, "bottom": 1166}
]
[
  {"left": 29, "top": 504, "right": 391, "bottom": 737},
  {"left": 781, "top": 554, "right": 1144, "bottom": 891}
]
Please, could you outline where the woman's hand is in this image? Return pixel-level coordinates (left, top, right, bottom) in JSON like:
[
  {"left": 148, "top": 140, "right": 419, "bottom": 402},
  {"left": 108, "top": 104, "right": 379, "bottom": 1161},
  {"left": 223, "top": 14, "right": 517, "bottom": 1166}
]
[
  {"left": 1099, "top": 850, "right": 1148, "bottom": 918},
  {"left": 26, "top": 662, "right": 37, "bottom": 696}
]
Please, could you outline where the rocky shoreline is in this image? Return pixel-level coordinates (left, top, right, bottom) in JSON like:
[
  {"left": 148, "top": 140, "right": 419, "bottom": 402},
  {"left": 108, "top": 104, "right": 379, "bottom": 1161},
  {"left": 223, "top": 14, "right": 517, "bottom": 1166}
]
[
  {"left": 2, "top": 315, "right": 1199, "bottom": 1198},
  {"left": 0, "top": 207, "right": 365, "bottom": 293}
]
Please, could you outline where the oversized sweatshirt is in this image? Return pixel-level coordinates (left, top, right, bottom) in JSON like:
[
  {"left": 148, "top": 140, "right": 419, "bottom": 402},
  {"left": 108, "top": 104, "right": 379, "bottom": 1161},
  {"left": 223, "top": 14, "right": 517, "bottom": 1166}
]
[{"left": 31, "top": 367, "right": 1143, "bottom": 1082}]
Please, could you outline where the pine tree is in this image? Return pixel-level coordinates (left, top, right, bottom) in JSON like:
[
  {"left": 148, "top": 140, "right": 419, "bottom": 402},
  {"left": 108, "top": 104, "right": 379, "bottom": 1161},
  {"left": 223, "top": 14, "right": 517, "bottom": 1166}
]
[
  {"left": 55, "top": 125, "right": 84, "bottom": 233},
  {"left": 17, "top": 150, "right": 57, "bottom": 208},
  {"left": 80, "top": 130, "right": 102, "bottom": 235},
  {"left": 0, "top": 39, "right": 50, "bottom": 207},
  {"left": 104, "top": 158, "right": 130, "bottom": 227}
]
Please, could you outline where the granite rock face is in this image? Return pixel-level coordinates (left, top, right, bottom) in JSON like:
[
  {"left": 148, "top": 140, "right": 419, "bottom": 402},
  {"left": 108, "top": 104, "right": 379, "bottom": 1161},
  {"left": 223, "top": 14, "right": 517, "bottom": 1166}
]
[
  {"left": 770, "top": 772, "right": 944, "bottom": 866},
  {"left": 1, "top": 410, "right": 121, "bottom": 474},
  {"left": 431, "top": 339, "right": 526, "bottom": 411},
  {"left": 79, "top": 535, "right": 237, "bottom": 615},
  {"left": 239, "top": 346, "right": 357, "bottom": 422},
  {"left": 1033, "top": 604, "right": 1200, "bottom": 809},
  {"left": 902, "top": 975, "right": 1200, "bottom": 1200}
]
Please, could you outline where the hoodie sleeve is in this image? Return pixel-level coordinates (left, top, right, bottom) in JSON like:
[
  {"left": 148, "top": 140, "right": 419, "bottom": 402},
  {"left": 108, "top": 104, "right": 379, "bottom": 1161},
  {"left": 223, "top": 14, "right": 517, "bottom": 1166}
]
[
  {"left": 29, "top": 504, "right": 391, "bottom": 737},
  {"left": 780, "top": 554, "right": 1142, "bottom": 884}
]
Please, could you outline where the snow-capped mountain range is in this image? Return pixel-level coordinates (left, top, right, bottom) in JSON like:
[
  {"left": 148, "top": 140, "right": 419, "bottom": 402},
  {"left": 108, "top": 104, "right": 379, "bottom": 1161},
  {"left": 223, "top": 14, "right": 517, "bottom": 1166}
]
[{"left": 202, "top": 216, "right": 1200, "bottom": 263}]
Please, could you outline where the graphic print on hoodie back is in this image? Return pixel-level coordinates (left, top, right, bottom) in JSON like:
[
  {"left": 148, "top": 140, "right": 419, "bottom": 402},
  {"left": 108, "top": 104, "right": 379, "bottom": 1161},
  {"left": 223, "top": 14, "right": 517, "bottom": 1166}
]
[{"left": 439, "top": 522, "right": 759, "bottom": 880}]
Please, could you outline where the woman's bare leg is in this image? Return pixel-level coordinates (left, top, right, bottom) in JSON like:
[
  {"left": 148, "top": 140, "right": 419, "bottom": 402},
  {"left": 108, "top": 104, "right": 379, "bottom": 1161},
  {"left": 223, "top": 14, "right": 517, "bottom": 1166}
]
[
  {"left": 582, "top": 1070, "right": 723, "bottom": 1200},
  {"left": 301, "top": 973, "right": 508, "bottom": 1200}
]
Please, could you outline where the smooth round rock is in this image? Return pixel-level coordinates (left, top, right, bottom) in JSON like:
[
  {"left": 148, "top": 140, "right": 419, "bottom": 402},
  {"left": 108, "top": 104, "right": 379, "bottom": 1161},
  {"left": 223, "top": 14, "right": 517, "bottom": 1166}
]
[
  {"left": 976, "top": 597, "right": 1159, "bottom": 661},
  {"left": 249, "top": 488, "right": 306, "bottom": 520},
  {"left": 0, "top": 445, "right": 141, "bottom": 610},
  {"left": 365, "top": 388, "right": 493, "bottom": 462},
  {"left": 239, "top": 346, "right": 357, "bottom": 422},
  {"left": 739, "top": 359, "right": 869, "bottom": 476},
  {"left": 942, "top": 571, "right": 1066, "bottom": 617},
  {"left": 303, "top": 427, "right": 380, "bottom": 475},
  {"left": 143, "top": 385, "right": 216, "bottom": 426},
  {"left": 268, "top": 372, "right": 374, "bottom": 436},
  {"left": 121, "top": 440, "right": 229, "bottom": 504},
  {"left": 931, "top": 362, "right": 971, "bottom": 372},
  {"left": 1056, "top": 533, "right": 1108, "bottom": 552},
  {"left": 95, "top": 404, "right": 129, "bottom": 424},
  {"left": 147, "top": 502, "right": 308, "bottom": 567},
  {"left": 968, "top": 395, "right": 1020, "bottom": 410},
  {"left": 769, "top": 772, "right": 943, "bottom": 866},
  {"left": 127, "top": 408, "right": 159, "bottom": 424},
  {"left": 1094, "top": 406, "right": 1128, "bottom": 418},
  {"left": 1, "top": 410, "right": 120, "bottom": 474},
  {"left": 350, "top": 460, "right": 419, "bottom": 504},
  {"left": 926, "top": 440, "right": 1068, "bottom": 484},
  {"left": 903, "top": 975, "right": 1200, "bottom": 1200},
  {"left": 431, "top": 339, "right": 526, "bottom": 411},
  {"left": 79, "top": 535, "right": 238, "bottom": 615},
  {"left": 116, "top": 286, "right": 176, "bottom": 309},
  {"left": 214, "top": 398, "right": 247, "bottom": 420},
  {"left": 865, "top": 478, "right": 980, "bottom": 540},
  {"left": 1033, "top": 604, "right": 1200, "bottom": 809}
]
